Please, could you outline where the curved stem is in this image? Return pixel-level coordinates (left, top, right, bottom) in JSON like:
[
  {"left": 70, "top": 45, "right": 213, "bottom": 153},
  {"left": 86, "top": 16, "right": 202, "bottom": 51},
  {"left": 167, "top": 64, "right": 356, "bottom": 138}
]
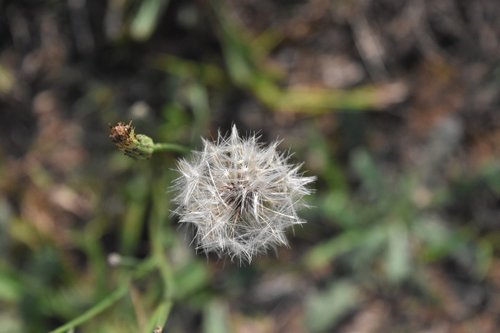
[
  {"left": 49, "top": 285, "right": 128, "bottom": 333},
  {"left": 49, "top": 258, "right": 156, "bottom": 333}
]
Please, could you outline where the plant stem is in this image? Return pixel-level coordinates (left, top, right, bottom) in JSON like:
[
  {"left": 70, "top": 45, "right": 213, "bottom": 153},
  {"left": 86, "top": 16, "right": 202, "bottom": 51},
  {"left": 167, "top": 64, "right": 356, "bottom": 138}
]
[
  {"left": 49, "top": 258, "right": 156, "bottom": 333},
  {"left": 49, "top": 285, "right": 128, "bottom": 333},
  {"left": 153, "top": 143, "right": 190, "bottom": 154},
  {"left": 148, "top": 174, "right": 176, "bottom": 330}
]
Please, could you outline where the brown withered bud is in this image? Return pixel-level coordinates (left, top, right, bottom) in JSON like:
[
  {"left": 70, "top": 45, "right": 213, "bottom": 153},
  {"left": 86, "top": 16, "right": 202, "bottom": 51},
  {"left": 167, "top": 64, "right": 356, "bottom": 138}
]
[{"left": 109, "top": 121, "right": 154, "bottom": 160}]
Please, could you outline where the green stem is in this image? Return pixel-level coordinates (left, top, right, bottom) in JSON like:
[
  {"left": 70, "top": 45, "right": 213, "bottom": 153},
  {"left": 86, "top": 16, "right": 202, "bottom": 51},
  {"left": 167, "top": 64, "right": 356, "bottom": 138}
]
[
  {"left": 153, "top": 143, "right": 190, "bottom": 154},
  {"left": 148, "top": 175, "right": 176, "bottom": 329},
  {"left": 49, "top": 258, "right": 156, "bottom": 333},
  {"left": 145, "top": 296, "right": 174, "bottom": 333},
  {"left": 49, "top": 285, "right": 128, "bottom": 333}
]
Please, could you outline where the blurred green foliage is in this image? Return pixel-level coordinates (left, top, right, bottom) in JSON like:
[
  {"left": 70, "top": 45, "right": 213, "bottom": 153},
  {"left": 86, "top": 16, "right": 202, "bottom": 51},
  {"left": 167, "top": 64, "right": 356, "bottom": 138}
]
[{"left": 0, "top": 0, "right": 499, "bottom": 332}]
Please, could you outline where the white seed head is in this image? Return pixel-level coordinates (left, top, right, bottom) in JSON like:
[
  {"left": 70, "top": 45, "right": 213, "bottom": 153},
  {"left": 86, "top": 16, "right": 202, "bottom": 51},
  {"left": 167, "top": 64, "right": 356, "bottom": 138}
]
[{"left": 172, "top": 125, "right": 315, "bottom": 263}]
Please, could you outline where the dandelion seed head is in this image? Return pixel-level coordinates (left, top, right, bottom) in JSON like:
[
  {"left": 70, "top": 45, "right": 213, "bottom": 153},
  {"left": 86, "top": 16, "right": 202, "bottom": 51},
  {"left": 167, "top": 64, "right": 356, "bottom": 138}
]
[{"left": 172, "top": 125, "right": 315, "bottom": 263}]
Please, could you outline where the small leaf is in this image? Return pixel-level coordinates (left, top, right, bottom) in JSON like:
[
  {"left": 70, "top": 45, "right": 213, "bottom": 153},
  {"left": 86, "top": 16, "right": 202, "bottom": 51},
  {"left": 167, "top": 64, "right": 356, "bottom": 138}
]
[
  {"left": 304, "top": 230, "right": 365, "bottom": 270},
  {"left": 0, "top": 268, "right": 22, "bottom": 303},
  {"left": 305, "top": 280, "right": 359, "bottom": 332},
  {"left": 130, "top": 0, "right": 170, "bottom": 41},
  {"left": 203, "top": 299, "right": 231, "bottom": 333},
  {"left": 350, "top": 149, "right": 383, "bottom": 193},
  {"left": 385, "top": 223, "right": 410, "bottom": 282},
  {"left": 414, "top": 217, "right": 461, "bottom": 261},
  {"left": 305, "top": 225, "right": 386, "bottom": 270},
  {"left": 173, "top": 262, "right": 210, "bottom": 299}
]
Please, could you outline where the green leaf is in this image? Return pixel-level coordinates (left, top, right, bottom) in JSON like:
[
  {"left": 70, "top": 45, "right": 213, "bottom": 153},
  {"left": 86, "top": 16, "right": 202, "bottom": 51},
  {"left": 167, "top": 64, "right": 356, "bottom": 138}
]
[
  {"left": 483, "top": 163, "right": 500, "bottom": 194},
  {"left": 414, "top": 217, "right": 462, "bottom": 261},
  {"left": 203, "top": 299, "right": 231, "bottom": 333},
  {"left": 385, "top": 223, "right": 411, "bottom": 282},
  {"left": 0, "top": 267, "right": 22, "bottom": 303},
  {"left": 319, "top": 190, "right": 349, "bottom": 222},
  {"left": 130, "top": 0, "right": 170, "bottom": 41},
  {"left": 304, "top": 230, "right": 365, "bottom": 270},
  {"left": 121, "top": 173, "right": 150, "bottom": 255},
  {"left": 185, "top": 83, "right": 211, "bottom": 140},
  {"left": 304, "top": 226, "right": 386, "bottom": 270},
  {"left": 305, "top": 280, "right": 359, "bottom": 332},
  {"left": 351, "top": 149, "right": 383, "bottom": 194},
  {"left": 173, "top": 261, "right": 210, "bottom": 299},
  {"left": 476, "top": 240, "right": 493, "bottom": 277}
]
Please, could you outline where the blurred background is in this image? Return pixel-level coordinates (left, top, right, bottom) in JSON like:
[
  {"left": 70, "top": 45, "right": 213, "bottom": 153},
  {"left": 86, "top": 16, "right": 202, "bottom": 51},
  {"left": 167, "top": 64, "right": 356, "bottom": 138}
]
[{"left": 0, "top": 0, "right": 499, "bottom": 332}]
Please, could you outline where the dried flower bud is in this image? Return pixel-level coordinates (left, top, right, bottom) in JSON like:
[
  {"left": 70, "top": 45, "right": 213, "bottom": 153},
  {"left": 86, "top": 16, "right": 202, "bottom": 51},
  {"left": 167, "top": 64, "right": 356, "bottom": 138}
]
[
  {"left": 172, "top": 125, "right": 315, "bottom": 262},
  {"left": 109, "top": 121, "right": 155, "bottom": 159}
]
